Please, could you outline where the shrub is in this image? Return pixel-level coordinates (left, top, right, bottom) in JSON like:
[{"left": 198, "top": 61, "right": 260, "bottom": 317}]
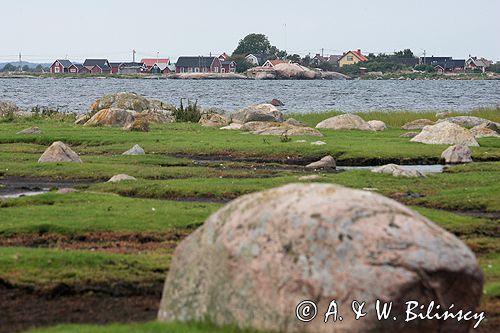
[{"left": 173, "top": 99, "right": 201, "bottom": 123}]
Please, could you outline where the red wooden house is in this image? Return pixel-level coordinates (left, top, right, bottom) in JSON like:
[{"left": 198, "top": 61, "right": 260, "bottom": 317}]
[
  {"left": 83, "top": 59, "right": 111, "bottom": 74},
  {"left": 175, "top": 56, "right": 222, "bottom": 73},
  {"left": 50, "top": 59, "right": 73, "bottom": 74}
]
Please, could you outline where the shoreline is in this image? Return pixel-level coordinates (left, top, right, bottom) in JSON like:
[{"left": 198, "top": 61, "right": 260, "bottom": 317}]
[{"left": 1, "top": 72, "right": 499, "bottom": 80}]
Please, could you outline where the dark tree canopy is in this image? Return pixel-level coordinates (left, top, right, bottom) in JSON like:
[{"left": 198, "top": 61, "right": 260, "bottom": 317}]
[
  {"left": 233, "top": 33, "right": 275, "bottom": 56},
  {"left": 394, "top": 49, "right": 415, "bottom": 58}
]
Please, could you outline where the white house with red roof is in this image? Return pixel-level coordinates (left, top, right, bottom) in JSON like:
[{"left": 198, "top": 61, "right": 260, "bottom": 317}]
[{"left": 140, "top": 58, "right": 170, "bottom": 72}]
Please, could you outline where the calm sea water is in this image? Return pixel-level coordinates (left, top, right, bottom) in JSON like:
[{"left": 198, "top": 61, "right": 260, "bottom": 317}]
[{"left": 1, "top": 78, "right": 499, "bottom": 113}]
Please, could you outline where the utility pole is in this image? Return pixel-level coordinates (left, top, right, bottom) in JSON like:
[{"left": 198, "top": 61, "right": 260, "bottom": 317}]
[
  {"left": 423, "top": 50, "right": 426, "bottom": 65},
  {"left": 284, "top": 23, "right": 288, "bottom": 59},
  {"left": 321, "top": 48, "right": 324, "bottom": 57},
  {"left": 133, "top": 49, "right": 136, "bottom": 63},
  {"left": 18, "top": 52, "right": 22, "bottom": 72}
]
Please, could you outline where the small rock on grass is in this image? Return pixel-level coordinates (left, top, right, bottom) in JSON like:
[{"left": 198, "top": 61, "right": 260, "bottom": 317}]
[
  {"left": 371, "top": 164, "right": 424, "bottom": 178},
  {"left": 123, "top": 144, "right": 145, "bottom": 155},
  {"left": 311, "top": 140, "right": 326, "bottom": 145},
  {"left": 38, "top": 141, "right": 82, "bottom": 163},
  {"left": 17, "top": 127, "right": 42, "bottom": 134},
  {"left": 298, "top": 175, "right": 322, "bottom": 181},
  {"left": 305, "top": 156, "right": 336, "bottom": 170},
  {"left": 441, "top": 145, "right": 472, "bottom": 164},
  {"left": 108, "top": 174, "right": 137, "bottom": 183}
]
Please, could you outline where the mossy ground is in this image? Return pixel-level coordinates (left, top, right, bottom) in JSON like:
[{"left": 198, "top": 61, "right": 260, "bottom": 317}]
[{"left": 0, "top": 110, "right": 498, "bottom": 333}]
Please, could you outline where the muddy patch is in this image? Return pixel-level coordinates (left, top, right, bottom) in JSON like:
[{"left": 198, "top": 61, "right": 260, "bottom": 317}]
[
  {"left": 0, "top": 281, "right": 161, "bottom": 333},
  {"left": 0, "top": 176, "right": 96, "bottom": 199},
  {"left": 0, "top": 231, "right": 193, "bottom": 254}
]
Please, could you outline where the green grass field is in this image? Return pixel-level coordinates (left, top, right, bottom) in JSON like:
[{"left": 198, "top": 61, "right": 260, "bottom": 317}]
[{"left": 0, "top": 109, "right": 498, "bottom": 333}]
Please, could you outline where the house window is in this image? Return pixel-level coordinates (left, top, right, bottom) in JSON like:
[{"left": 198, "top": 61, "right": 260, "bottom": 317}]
[
  {"left": 54, "top": 66, "right": 60, "bottom": 73},
  {"left": 347, "top": 56, "right": 353, "bottom": 62},
  {"left": 195, "top": 67, "right": 200, "bottom": 73},
  {"left": 221, "top": 68, "right": 226, "bottom": 73},
  {"left": 214, "top": 67, "right": 219, "bottom": 73},
  {"left": 70, "top": 68, "right": 76, "bottom": 73}
]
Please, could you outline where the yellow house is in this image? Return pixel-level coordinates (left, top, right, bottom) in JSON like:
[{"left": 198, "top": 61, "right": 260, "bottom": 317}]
[{"left": 338, "top": 49, "right": 368, "bottom": 67}]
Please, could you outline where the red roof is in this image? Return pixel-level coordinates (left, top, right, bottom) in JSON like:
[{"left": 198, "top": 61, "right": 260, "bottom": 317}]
[
  {"left": 351, "top": 50, "right": 368, "bottom": 62},
  {"left": 140, "top": 58, "right": 169, "bottom": 67},
  {"left": 218, "top": 53, "right": 230, "bottom": 61}
]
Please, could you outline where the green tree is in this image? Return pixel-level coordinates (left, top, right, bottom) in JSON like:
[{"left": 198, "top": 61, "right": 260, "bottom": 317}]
[
  {"left": 228, "top": 55, "right": 255, "bottom": 73},
  {"left": 233, "top": 33, "right": 273, "bottom": 56},
  {"left": 287, "top": 54, "right": 301, "bottom": 63},
  {"left": 394, "top": 49, "right": 415, "bottom": 58}
]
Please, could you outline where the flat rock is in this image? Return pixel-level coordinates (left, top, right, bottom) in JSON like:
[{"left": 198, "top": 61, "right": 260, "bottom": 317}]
[
  {"left": 371, "top": 164, "right": 424, "bottom": 177},
  {"left": 17, "top": 127, "right": 42, "bottom": 134},
  {"left": 38, "top": 141, "right": 82, "bottom": 163},
  {"left": 400, "top": 131, "right": 419, "bottom": 138},
  {"left": 410, "top": 121, "right": 479, "bottom": 146},
  {"left": 84, "top": 108, "right": 136, "bottom": 127},
  {"left": 220, "top": 123, "right": 243, "bottom": 130},
  {"left": 436, "top": 111, "right": 453, "bottom": 119},
  {"left": 242, "top": 122, "right": 322, "bottom": 137},
  {"left": 401, "top": 119, "right": 435, "bottom": 130},
  {"left": 108, "top": 174, "right": 137, "bottom": 183},
  {"left": 284, "top": 118, "right": 305, "bottom": 127},
  {"left": 57, "top": 188, "right": 78, "bottom": 194},
  {"left": 74, "top": 114, "right": 90, "bottom": 125},
  {"left": 441, "top": 145, "right": 473, "bottom": 164},
  {"left": 305, "top": 155, "right": 336, "bottom": 170},
  {"left": 122, "top": 144, "right": 145, "bottom": 155},
  {"left": 199, "top": 113, "right": 229, "bottom": 127},
  {"left": 231, "top": 104, "right": 283, "bottom": 124},
  {"left": 311, "top": 140, "right": 326, "bottom": 145},
  {"left": 298, "top": 175, "right": 322, "bottom": 181},
  {"left": 158, "top": 183, "right": 483, "bottom": 333},
  {"left": 437, "top": 116, "right": 496, "bottom": 128},
  {"left": 470, "top": 122, "right": 500, "bottom": 138},
  {"left": 367, "top": 120, "right": 386, "bottom": 131},
  {"left": 315, "top": 114, "right": 373, "bottom": 131}
]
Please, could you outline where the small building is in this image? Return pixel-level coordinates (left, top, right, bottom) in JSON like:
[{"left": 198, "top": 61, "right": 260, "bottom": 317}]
[
  {"left": 421, "top": 57, "right": 465, "bottom": 73},
  {"left": 50, "top": 59, "right": 73, "bottom": 74},
  {"left": 221, "top": 60, "right": 237, "bottom": 73},
  {"left": 175, "top": 56, "right": 222, "bottom": 73},
  {"left": 245, "top": 53, "right": 270, "bottom": 66},
  {"left": 83, "top": 59, "right": 111, "bottom": 74},
  {"left": 466, "top": 57, "right": 492, "bottom": 73},
  {"left": 262, "top": 59, "right": 292, "bottom": 68},
  {"left": 141, "top": 58, "right": 170, "bottom": 72},
  {"left": 338, "top": 50, "right": 368, "bottom": 67},
  {"left": 77, "top": 64, "right": 90, "bottom": 74},
  {"left": 120, "top": 62, "right": 145, "bottom": 74},
  {"left": 109, "top": 62, "right": 123, "bottom": 74}
]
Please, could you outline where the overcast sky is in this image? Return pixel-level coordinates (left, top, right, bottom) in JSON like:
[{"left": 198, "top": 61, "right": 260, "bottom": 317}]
[{"left": 1, "top": 0, "right": 499, "bottom": 63}]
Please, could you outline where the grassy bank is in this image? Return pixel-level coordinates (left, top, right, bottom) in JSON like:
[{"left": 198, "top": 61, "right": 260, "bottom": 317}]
[{"left": 0, "top": 109, "right": 498, "bottom": 333}]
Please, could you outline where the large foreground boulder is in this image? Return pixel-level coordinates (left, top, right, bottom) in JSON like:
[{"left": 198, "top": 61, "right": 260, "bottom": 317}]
[
  {"left": 441, "top": 145, "right": 473, "bottom": 164},
  {"left": 316, "top": 114, "right": 373, "bottom": 131},
  {"left": 231, "top": 104, "right": 283, "bottom": 123},
  {"left": 158, "top": 184, "right": 483, "bottom": 333},
  {"left": 38, "top": 141, "right": 82, "bottom": 163},
  {"left": 411, "top": 121, "right": 479, "bottom": 147},
  {"left": 84, "top": 108, "right": 136, "bottom": 127}
]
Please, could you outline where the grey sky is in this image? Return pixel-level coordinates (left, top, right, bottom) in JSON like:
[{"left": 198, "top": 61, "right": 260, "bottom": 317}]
[{"left": 1, "top": 0, "right": 499, "bottom": 63}]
